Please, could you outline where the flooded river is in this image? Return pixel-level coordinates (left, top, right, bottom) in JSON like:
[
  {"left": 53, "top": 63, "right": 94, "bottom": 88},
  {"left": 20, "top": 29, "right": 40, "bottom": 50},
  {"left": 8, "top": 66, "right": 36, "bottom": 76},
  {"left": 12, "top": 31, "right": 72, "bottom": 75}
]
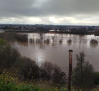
[{"left": 11, "top": 33, "right": 99, "bottom": 71}]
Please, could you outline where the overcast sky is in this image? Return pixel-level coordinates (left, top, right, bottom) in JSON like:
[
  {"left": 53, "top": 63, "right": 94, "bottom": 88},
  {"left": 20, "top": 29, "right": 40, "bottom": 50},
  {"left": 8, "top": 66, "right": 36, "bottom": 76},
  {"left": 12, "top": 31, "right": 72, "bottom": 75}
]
[{"left": 0, "top": 0, "right": 99, "bottom": 25}]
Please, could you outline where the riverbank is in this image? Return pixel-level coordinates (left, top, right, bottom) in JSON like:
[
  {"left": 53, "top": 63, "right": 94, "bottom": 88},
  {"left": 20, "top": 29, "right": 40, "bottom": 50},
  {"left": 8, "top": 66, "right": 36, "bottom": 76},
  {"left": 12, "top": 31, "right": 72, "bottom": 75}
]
[{"left": 4, "top": 30, "right": 97, "bottom": 35}]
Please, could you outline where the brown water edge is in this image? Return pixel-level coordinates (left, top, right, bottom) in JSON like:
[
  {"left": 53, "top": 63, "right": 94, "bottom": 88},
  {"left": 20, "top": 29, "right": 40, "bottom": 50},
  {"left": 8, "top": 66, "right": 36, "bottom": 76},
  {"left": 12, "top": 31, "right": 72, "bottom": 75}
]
[{"left": 11, "top": 33, "right": 99, "bottom": 71}]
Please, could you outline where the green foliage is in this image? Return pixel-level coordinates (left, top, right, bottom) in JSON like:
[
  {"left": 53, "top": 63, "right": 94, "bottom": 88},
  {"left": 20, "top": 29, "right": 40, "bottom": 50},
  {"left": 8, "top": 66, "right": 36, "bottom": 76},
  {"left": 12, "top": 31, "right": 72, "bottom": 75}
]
[
  {"left": 0, "top": 39, "right": 21, "bottom": 75},
  {"left": 94, "top": 72, "right": 99, "bottom": 85},
  {"left": 41, "top": 61, "right": 54, "bottom": 80},
  {"left": 72, "top": 52, "right": 94, "bottom": 90},
  {"left": 0, "top": 38, "right": 7, "bottom": 45},
  {"left": 41, "top": 61, "right": 67, "bottom": 86},
  {"left": 76, "top": 52, "right": 85, "bottom": 66},
  {"left": 20, "top": 57, "right": 40, "bottom": 80},
  {"left": 0, "top": 82, "right": 16, "bottom": 91},
  {"left": 0, "top": 78, "right": 58, "bottom": 91},
  {"left": 0, "top": 42, "right": 21, "bottom": 69},
  {"left": 0, "top": 38, "right": 7, "bottom": 52},
  {"left": 52, "top": 64, "right": 67, "bottom": 85},
  {"left": 0, "top": 72, "right": 60, "bottom": 91}
]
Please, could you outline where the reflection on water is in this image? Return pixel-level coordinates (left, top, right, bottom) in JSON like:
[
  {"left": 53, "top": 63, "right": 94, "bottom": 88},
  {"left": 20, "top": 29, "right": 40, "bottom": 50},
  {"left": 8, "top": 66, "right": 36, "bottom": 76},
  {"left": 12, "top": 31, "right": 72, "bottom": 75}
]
[
  {"left": 52, "top": 42, "right": 56, "bottom": 47},
  {"left": 17, "top": 42, "right": 28, "bottom": 47},
  {"left": 11, "top": 33, "right": 99, "bottom": 71},
  {"left": 39, "top": 43, "right": 45, "bottom": 49},
  {"left": 59, "top": 40, "right": 62, "bottom": 45},
  {"left": 90, "top": 43, "right": 98, "bottom": 47},
  {"left": 67, "top": 41, "right": 72, "bottom": 45}
]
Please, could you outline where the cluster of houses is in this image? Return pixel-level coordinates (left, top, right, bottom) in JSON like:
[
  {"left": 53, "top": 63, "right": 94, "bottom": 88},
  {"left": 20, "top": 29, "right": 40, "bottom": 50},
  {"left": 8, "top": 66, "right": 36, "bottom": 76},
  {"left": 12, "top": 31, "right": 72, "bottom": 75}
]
[{"left": 0, "top": 24, "right": 99, "bottom": 34}]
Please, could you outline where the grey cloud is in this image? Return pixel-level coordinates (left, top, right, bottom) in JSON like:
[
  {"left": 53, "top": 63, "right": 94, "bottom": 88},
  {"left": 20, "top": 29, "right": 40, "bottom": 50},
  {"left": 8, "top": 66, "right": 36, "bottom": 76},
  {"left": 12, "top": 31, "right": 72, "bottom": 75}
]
[
  {"left": 42, "top": 0, "right": 99, "bottom": 16},
  {"left": 0, "top": 0, "right": 99, "bottom": 17},
  {"left": 0, "top": 0, "right": 99, "bottom": 25},
  {"left": 0, "top": 0, "right": 34, "bottom": 17}
]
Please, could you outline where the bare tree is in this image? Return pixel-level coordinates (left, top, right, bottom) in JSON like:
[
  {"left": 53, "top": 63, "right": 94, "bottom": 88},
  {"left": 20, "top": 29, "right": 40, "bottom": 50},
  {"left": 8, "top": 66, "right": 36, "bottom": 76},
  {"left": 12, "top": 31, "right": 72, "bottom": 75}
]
[{"left": 72, "top": 52, "right": 94, "bottom": 90}]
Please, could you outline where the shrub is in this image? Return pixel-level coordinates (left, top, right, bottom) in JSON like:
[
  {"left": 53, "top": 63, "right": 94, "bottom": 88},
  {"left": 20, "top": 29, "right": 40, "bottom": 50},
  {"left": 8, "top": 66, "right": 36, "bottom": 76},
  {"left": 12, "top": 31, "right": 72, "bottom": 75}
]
[
  {"left": 72, "top": 52, "right": 94, "bottom": 90},
  {"left": 40, "top": 61, "right": 54, "bottom": 80},
  {"left": 0, "top": 44, "right": 21, "bottom": 69},
  {"left": 52, "top": 64, "right": 67, "bottom": 86},
  {"left": 41, "top": 61, "right": 67, "bottom": 87},
  {"left": 94, "top": 72, "right": 99, "bottom": 85},
  {"left": 19, "top": 57, "right": 40, "bottom": 80},
  {"left": 0, "top": 39, "right": 20, "bottom": 68},
  {"left": 0, "top": 38, "right": 7, "bottom": 45}
]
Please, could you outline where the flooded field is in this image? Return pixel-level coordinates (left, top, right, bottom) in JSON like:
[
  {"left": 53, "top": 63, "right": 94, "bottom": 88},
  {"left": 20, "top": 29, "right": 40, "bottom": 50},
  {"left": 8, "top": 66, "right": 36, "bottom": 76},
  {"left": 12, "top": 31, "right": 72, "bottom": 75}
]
[{"left": 11, "top": 33, "right": 99, "bottom": 71}]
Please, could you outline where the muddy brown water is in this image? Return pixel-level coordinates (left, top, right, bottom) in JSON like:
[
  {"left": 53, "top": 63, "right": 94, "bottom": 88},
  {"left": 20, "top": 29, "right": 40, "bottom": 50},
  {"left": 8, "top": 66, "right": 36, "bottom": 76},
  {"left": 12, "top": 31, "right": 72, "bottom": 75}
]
[{"left": 11, "top": 33, "right": 99, "bottom": 71}]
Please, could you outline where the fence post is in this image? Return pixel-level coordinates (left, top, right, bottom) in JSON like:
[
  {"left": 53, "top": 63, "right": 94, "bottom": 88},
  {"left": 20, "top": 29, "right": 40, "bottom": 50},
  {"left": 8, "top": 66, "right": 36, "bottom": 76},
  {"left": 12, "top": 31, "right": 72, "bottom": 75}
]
[{"left": 68, "top": 50, "right": 73, "bottom": 91}]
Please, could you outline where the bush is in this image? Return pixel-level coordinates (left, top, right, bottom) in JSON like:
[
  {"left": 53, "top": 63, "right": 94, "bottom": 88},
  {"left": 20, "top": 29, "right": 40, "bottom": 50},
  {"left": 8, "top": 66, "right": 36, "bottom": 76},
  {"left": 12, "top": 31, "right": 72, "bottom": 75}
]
[
  {"left": 41, "top": 61, "right": 54, "bottom": 80},
  {"left": 72, "top": 52, "right": 94, "bottom": 90},
  {"left": 41, "top": 61, "right": 67, "bottom": 86},
  {"left": 52, "top": 64, "right": 67, "bottom": 85},
  {"left": 0, "top": 39, "right": 21, "bottom": 69},
  {"left": 0, "top": 76, "right": 56, "bottom": 91},
  {"left": 94, "top": 72, "right": 99, "bottom": 85},
  {"left": 0, "top": 38, "right": 7, "bottom": 45},
  {"left": 20, "top": 57, "right": 40, "bottom": 80}
]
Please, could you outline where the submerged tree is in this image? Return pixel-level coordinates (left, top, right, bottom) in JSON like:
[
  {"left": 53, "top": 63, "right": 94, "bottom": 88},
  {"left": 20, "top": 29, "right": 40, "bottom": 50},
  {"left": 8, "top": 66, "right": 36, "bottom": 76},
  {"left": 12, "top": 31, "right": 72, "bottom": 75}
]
[{"left": 72, "top": 52, "right": 94, "bottom": 90}]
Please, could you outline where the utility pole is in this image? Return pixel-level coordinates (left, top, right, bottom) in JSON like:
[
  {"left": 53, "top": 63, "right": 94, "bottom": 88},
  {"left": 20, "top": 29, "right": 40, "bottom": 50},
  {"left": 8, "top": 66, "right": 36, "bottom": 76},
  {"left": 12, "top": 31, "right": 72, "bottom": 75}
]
[{"left": 68, "top": 50, "right": 73, "bottom": 91}]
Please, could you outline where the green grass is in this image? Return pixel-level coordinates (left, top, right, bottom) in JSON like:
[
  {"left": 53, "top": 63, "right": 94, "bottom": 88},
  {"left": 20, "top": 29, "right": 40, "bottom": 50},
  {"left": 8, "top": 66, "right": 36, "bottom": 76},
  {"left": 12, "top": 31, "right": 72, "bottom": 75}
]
[
  {"left": 0, "top": 79, "right": 58, "bottom": 91},
  {"left": 0, "top": 72, "right": 59, "bottom": 91},
  {"left": 0, "top": 76, "right": 99, "bottom": 91},
  {"left": 0, "top": 70, "right": 99, "bottom": 91}
]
